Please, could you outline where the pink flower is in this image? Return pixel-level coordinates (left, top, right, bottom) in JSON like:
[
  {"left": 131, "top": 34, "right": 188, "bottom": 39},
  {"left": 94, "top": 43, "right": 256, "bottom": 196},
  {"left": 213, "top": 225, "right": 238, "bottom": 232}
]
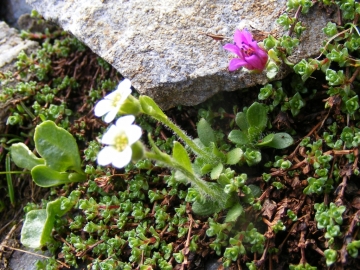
[{"left": 223, "top": 29, "right": 268, "bottom": 72}]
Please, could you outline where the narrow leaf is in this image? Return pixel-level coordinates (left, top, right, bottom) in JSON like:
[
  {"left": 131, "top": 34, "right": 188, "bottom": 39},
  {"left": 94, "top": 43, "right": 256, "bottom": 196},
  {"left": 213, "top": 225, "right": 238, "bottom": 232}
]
[
  {"left": 197, "top": 118, "right": 215, "bottom": 147},
  {"left": 172, "top": 142, "right": 193, "bottom": 173},
  {"left": 34, "top": 121, "right": 81, "bottom": 172},
  {"left": 10, "top": 143, "right": 44, "bottom": 170},
  {"left": 6, "top": 154, "right": 15, "bottom": 206}
]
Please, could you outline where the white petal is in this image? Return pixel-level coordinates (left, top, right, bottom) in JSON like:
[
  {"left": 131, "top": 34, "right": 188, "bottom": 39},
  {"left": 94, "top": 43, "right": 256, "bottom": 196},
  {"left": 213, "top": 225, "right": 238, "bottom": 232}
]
[
  {"left": 112, "top": 147, "right": 132, "bottom": 168},
  {"left": 115, "top": 115, "right": 135, "bottom": 127},
  {"left": 104, "top": 109, "right": 118, "bottom": 123},
  {"left": 118, "top": 79, "right": 131, "bottom": 91},
  {"left": 125, "top": 125, "right": 142, "bottom": 145},
  {"left": 101, "top": 125, "right": 118, "bottom": 144},
  {"left": 104, "top": 89, "right": 121, "bottom": 101},
  {"left": 119, "top": 87, "right": 131, "bottom": 103},
  {"left": 94, "top": 99, "right": 111, "bottom": 117},
  {"left": 97, "top": 146, "right": 118, "bottom": 166}
]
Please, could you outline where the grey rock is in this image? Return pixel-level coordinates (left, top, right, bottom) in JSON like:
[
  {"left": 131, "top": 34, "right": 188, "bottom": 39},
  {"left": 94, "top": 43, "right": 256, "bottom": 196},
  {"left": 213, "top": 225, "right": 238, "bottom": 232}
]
[
  {"left": 8, "top": 247, "right": 88, "bottom": 270},
  {"left": 17, "top": 13, "right": 58, "bottom": 33},
  {"left": 25, "top": 0, "right": 330, "bottom": 109},
  {"left": 8, "top": 248, "right": 48, "bottom": 270},
  {"left": 0, "top": 22, "right": 38, "bottom": 69},
  {"left": 0, "top": 21, "right": 39, "bottom": 133},
  {"left": 204, "top": 256, "right": 229, "bottom": 270},
  {"left": 1, "top": 0, "right": 33, "bottom": 28}
]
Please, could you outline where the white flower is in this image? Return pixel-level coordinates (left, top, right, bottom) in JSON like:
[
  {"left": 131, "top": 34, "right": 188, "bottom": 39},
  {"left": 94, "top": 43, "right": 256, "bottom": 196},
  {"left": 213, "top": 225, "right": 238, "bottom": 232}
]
[
  {"left": 97, "top": 115, "right": 142, "bottom": 168},
  {"left": 94, "top": 78, "right": 132, "bottom": 123}
]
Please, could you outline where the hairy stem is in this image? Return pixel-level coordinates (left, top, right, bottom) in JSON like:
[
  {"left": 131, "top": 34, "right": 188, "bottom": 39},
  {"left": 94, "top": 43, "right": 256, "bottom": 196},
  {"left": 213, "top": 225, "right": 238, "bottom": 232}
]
[
  {"left": 152, "top": 114, "right": 218, "bottom": 164},
  {"left": 144, "top": 150, "right": 224, "bottom": 204}
]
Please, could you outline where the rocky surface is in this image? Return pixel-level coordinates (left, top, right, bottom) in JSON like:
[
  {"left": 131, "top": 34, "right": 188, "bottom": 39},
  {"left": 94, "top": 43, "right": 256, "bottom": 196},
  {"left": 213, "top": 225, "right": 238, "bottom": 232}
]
[
  {"left": 0, "top": 21, "right": 38, "bottom": 69},
  {"left": 1, "top": 0, "right": 33, "bottom": 28},
  {"left": 0, "top": 21, "right": 39, "bottom": 133},
  {"left": 25, "top": 0, "right": 330, "bottom": 109}
]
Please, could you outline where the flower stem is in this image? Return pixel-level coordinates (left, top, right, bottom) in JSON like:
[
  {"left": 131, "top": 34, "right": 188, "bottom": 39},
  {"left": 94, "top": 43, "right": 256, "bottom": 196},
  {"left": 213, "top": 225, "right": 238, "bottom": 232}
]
[
  {"left": 144, "top": 150, "right": 224, "bottom": 204},
  {"left": 152, "top": 114, "right": 218, "bottom": 164}
]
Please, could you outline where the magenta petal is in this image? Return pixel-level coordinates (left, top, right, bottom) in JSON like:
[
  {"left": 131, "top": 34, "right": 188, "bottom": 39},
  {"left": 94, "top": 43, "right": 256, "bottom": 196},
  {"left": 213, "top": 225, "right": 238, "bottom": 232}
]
[
  {"left": 233, "top": 29, "right": 243, "bottom": 45},
  {"left": 234, "top": 29, "right": 253, "bottom": 45},
  {"left": 233, "top": 29, "right": 245, "bottom": 45},
  {"left": 244, "top": 53, "right": 267, "bottom": 70},
  {"left": 228, "top": 58, "right": 247, "bottom": 71},
  {"left": 223, "top": 43, "right": 241, "bottom": 56},
  {"left": 256, "top": 48, "right": 269, "bottom": 64},
  {"left": 244, "top": 55, "right": 261, "bottom": 70}
]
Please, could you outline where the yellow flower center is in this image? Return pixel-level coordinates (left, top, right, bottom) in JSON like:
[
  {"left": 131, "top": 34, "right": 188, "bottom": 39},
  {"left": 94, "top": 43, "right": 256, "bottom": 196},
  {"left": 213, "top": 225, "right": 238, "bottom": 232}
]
[
  {"left": 114, "top": 133, "right": 128, "bottom": 152},
  {"left": 112, "top": 93, "right": 122, "bottom": 107}
]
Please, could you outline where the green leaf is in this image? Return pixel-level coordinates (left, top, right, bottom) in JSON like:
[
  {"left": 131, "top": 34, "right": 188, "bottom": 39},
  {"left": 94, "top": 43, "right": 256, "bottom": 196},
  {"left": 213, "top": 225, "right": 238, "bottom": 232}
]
[
  {"left": 266, "top": 60, "right": 280, "bottom": 79},
  {"left": 259, "top": 133, "right": 293, "bottom": 149},
  {"left": 139, "top": 95, "right": 167, "bottom": 119},
  {"left": 246, "top": 102, "right": 267, "bottom": 131},
  {"left": 131, "top": 141, "right": 145, "bottom": 162},
  {"left": 228, "top": 130, "right": 250, "bottom": 145},
  {"left": 119, "top": 94, "right": 141, "bottom": 115},
  {"left": 218, "top": 173, "right": 231, "bottom": 186},
  {"left": 174, "top": 170, "right": 188, "bottom": 184},
  {"left": 248, "top": 184, "right": 262, "bottom": 197},
  {"left": 31, "top": 165, "right": 72, "bottom": 187},
  {"left": 197, "top": 118, "right": 215, "bottom": 147},
  {"left": 225, "top": 203, "right": 243, "bottom": 222},
  {"left": 21, "top": 197, "right": 76, "bottom": 248},
  {"left": 34, "top": 121, "right": 82, "bottom": 172},
  {"left": 10, "top": 143, "right": 45, "bottom": 170},
  {"left": 172, "top": 142, "right": 193, "bottom": 173},
  {"left": 200, "top": 163, "right": 213, "bottom": 175},
  {"left": 226, "top": 148, "right": 243, "bottom": 165},
  {"left": 256, "top": 133, "right": 275, "bottom": 147},
  {"left": 191, "top": 199, "right": 222, "bottom": 216},
  {"left": 68, "top": 172, "right": 87, "bottom": 183},
  {"left": 248, "top": 126, "right": 262, "bottom": 142},
  {"left": 20, "top": 209, "right": 48, "bottom": 248},
  {"left": 235, "top": 112, "right": 249, "bottom": 131},
  {"left": 210, "top": 163, "right": 223, "bottom": 180},
  {"left": 210, "top": 142, "right": 226, "bottom": 160},
  {"left": 193, "top": 138, "right": 205, "bottom": 149}
]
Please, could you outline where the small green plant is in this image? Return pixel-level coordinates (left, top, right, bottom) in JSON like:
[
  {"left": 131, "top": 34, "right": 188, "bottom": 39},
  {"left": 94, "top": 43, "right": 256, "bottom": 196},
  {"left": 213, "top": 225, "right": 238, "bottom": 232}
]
[
  {"left": 228, "top": 102, "right": 293, "bottom": 165},
  {"left": 10, "top": 121, "right": 86, "bottom": 187},
  {"left": 314, "top": 202, "right": 346, "bottom": 256}
]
